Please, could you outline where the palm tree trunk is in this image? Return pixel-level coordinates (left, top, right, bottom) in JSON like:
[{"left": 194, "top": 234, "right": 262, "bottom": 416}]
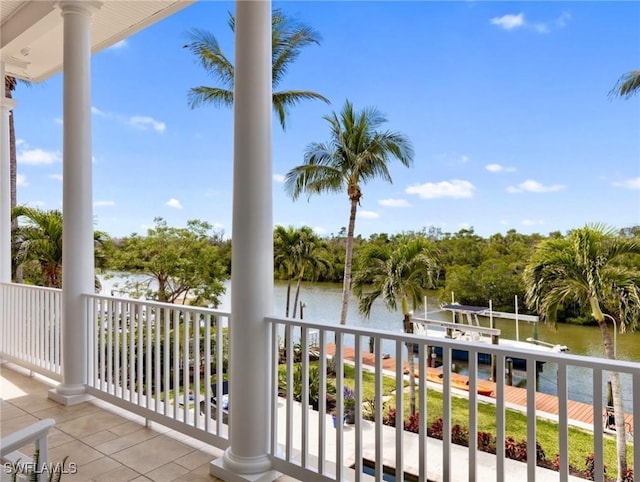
[
  {"left": 598, "top": 319, "right": 627, "bottom": 481},
  {"left": 404, "top": 312, "right": 416, "bottom": 416},
  {"left": 339, "top": 198, "right": 358, "bottom": 325},
  {"left": 7, "top": 87, "right": 22, "bottom": 283},
  {"left": 285, "top": 276, "right": 292, "bottom": 317},
  {"left": 292, "top": 267, "right": 305, "bottom": 318}
]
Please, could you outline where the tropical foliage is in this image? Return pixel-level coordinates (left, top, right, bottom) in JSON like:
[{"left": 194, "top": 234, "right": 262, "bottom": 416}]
[
  {"left": 11, "top": 206, "right": 108, "bottom": 289},
  {"left": 611, "top": 70, "right": 640, "bottom": 99},
  {"left": 352, "top": 236, "right": 439, "bottom": 414},
  {"left": 524, "top": 224, "right": 640, "bottom": 480},
  {"left": 184, "top": 8, "right": 329, "bottom": 129},
  {"left": 285, "top": 100, "right": 414, "bottom": 325},
  {"left": 109, "top": 218, "right": 228, "bottom": 306}
]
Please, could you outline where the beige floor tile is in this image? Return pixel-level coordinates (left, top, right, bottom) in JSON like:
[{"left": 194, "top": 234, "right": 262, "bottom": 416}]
[
  {"left": 111, "top": 436, "right": 193, "bottom": 474},
  {"left": 94, "top": 428, "right": 158, "bottom": 455},
  {"left": 144, "top": 462, "right": 189, "bottom": 482},
  {"left": 0, "top": 401, "right": 28, "bottom": 421},
  {"left": 34, "top": 402, "right": 102, "bottom": 423},
  {"left": 10, "top": 395, "right": 59, "bottom": 412},
  {"left": 173, "top": 470, "right": 215, "bottom": 482},
  {"left": 173, "top": 450, "right": 213, "bottom": 471},
  {"left": 108, "top": 420, "right": 146, "bottom": 436},
  {"left": 56, "top": 410, "right": 128, "bottom": 438},
  {"left": 93, "top": 465, "right": 141, "bottom": 482},
  {"left": 82, "top": 429, "right": 120, "bottom": 447},
  {"left": 47, "top": 427, "right": 76, "bottom": 448},
  {"left": 130, "top": 477, "right": 153, "bottom": 482},
  {"left": 0, "top": 413, "right": 40, "bottom": 435},
  {"left": 48, "top": 439, "right": 104, "bottom": 466},
  {"left": 62, "top": 456, "right": 121, "bottom": 482}
]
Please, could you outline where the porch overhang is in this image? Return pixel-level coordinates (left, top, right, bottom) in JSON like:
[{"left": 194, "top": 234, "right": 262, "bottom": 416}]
[{"left": 0, "top": 0, "right": 195, "bottom": 82}]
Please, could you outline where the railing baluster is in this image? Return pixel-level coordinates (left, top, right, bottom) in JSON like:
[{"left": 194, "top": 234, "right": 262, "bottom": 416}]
[
  {"left": 526, "top": 356, "right": 537, "bottom": 481},
  {"left": 634, "top": 372, "right": 640, "bottom": 481},
  {"left": 354, "top": 333, "right": 363, "bottom": 482},
  {"left": 318, "top": 329, "right": 327, "bottom": 476},
  {"left": 301, "top": 326, "right": 309, "bottom": 468},
  {"left": 146, "top": 303, "right": 153, "bottom": 411},
  {"left": 155, "top": 306, "right": 161, "bottom": 413},
  {"left": 468, "top": 347, "right": 478, "bottom": 482},
  {"left": 335, "top": 331, "right": 344, "bottom": 482},
  {"left": 442, "top": 346, "right": 452, "bottom": 482},
  {"left": 193, "top": 311, "right": 200, "bottom": 428},
  {"left": 374, "top": 336, "right": 383, "bottom": 482},
  {"left": 107, "top": 297, "right": 114, "bottom": 393},
  {"left": 285, "top": 323, "right": 293, "bottom": 461},
  {"left": 496, "top": 354, "right": 506, "bottom": 482},
  {"left": 557, "top": 362, "right": 569, "bottom": 482},
  {"left": 592, "top": 369, "right": 604, "bottom": 482},
  {"left": 395, "top": 338, "right": 403, "bottom": 482},
  {"left": 269, "top": 320, "right": 279, "bottom": 452},
  {"left": 129, "top": 302, "right": 136, "bottom": 403},
  {"left": 418, "top": 343, "right": 427, "bottom": 482},
  {"left": 173, "top": 307, "right": 180, "bottom": 420}
]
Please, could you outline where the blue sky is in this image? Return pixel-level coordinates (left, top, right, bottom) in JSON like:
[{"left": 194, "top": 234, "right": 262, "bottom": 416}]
[{"left": 12, "top": 1, "right": 640, "bottom": 239}]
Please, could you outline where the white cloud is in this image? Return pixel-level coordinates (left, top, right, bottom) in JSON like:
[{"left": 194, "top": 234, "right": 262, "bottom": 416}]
[
  {"left": 522, "top": 219, "right": 545, "bottom": 226},
  {"left": 460, "top": 155, "right": 470, "bottom": 164},
  {"left": 313, "top": 226, "right": 327, "bottom": 235},
  {"left": 273, "top": 174, "right": 285, "bottom": 183},
  {"left": 18, "top": 148, "right": 61, "bottom": 165},
  {"left": 359, "top": 210, "right": 380, "bottom": 219},
  {"left": 16, "top": 139, "right": 26, "bottom": 147},
  {"left": 491, "top": 11, "right": 570, "bottom": 34},
  {"left": 129, "top": 116, "right": 166, "bottom": 133},
  {"left": 612, "top": 177, "right": 640, "bottom": 190},
  {"left": 378, "top": 198, "right": 411, "bottom": 208},
  {"left": 94, "top": 200, "right": 115, "bottom": 207},
  {"left": 166, "top": 198, "right": 183, "bottom": 209},
  {"left": 490, "top": 13, "right": 525, "bottom": 30},
  {"left": 485, "top": 163, "right": 516, "bottom": 173},
  {"left": 108, "top": 40, "right": 128, "bottom": 50},
  {"left": 54, "top": 117, "right": 63, "bottom": 125},
  {"left": 16, "top": 174, "right": 28, "bottom": 187},
  {"left": 91, "top": 106, "right": 107, "bottom": 117},
  {"left": 507, "top": 179, "right": 566, "bottom": 193},
  {"left": 49, "top": 174, "right": 63, "bottom": 181},
  {"left": 406, "top": 179, "right": 476, "bottom": 199}
]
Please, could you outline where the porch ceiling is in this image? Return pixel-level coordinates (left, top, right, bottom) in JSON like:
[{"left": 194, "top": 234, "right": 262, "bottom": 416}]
[{"left": 0, "top": 0, "right": 195, "bottom": 82}]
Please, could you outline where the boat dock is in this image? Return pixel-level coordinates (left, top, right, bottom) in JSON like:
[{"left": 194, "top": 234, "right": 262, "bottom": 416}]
[{"left": 326, "top": 344, "right": 634, "bottom": 436}]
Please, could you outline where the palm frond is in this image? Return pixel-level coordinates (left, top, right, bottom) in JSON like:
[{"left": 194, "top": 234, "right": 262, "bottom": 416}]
[
  {"left": 610, "top": 70, "right": 640, "bottom": 100},
  {"left": 187, "top": 86, "right": 233, "bottom": 110}
]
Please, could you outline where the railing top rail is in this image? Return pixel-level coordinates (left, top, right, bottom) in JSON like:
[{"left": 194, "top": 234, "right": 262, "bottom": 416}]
[
  {"left": 0, "top": 282, "right": 62, "bottom": 294},
  {"left": 84, "top": 293, "right": 231, "bottom": 317},
  {"left": 265, "top": 314, "right": 640, "bottom": 374}
]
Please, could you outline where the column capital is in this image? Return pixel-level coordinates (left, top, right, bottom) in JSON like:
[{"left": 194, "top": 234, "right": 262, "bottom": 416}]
[
  {"left": 56, "top": 1, "right": 102, "bottom": 17},
  {"left": 0, "top": 98, "right": 17, "bottom": 111}
]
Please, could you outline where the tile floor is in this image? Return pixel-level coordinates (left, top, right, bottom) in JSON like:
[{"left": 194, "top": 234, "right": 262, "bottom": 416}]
[{"left": 1, "top": 363, "right": 272, "bottom": 482}]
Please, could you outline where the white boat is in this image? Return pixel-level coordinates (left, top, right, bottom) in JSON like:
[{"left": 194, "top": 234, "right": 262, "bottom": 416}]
[{"left": 411, "top": 303, "right": 568, "bottom": 369}]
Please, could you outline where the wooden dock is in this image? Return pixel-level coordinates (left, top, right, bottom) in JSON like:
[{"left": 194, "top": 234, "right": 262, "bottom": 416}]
[{"left": 326, "top": 344, "right": 633, "bottom": 435}]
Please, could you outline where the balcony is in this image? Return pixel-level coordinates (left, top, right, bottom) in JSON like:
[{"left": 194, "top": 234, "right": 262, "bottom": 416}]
[{"left": 2, "top": 282, "right": 639, "bottom": 482}]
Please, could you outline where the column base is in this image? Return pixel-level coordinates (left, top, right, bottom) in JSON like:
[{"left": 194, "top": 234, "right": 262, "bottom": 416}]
[
  {"left": 48, "top": 386, "right": 92, "bottom": 406},
  {"left": 209, "top": 449, "right": 278, "bottom": 482}
]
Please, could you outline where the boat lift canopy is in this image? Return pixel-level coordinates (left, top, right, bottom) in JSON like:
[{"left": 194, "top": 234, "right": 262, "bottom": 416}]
[{"left": 441, "top": 304, "right": 539, "bottom": 323}]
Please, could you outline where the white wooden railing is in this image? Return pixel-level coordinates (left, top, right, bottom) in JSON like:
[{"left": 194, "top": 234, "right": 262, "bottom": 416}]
[
  {"left": 0, "top": 283, "right": 62, "bottom": 380},
  {"left": 84, "top": 294, "right": 231, "bottom": 448},
  {"left": 267, "top": 315, "right": 640, "bottom": 482},
  {"left": 3, "top": 284, "right": 640, "bottom": 481}
]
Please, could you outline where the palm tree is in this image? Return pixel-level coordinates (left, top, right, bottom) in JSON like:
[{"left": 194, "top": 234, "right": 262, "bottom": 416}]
[
  {"left": 523, "top": 224, "right": 640, "bottom": 481},
  {"left": 12, "top": 206, "right": 108, "bottom": 289},
  {"left": 290, "top": 229, "right": 331, "bottom": 318},
  {"left": 352, "top": 236, "right": 439, "bottom": 415},
  {"left": 184, "top": 9, "right": 330, "bottom": 130},
  {"left": 285, "top": 100, "right": 414, "bottom": 325},
  {"left": 274, "top": 225, "right": 303, "bottom": 317},
  {"left": 610, "top": 70, "right": 640, "bottom": 99}
]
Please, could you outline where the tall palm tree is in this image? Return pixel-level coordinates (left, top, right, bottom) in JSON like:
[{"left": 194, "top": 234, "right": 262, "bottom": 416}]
[
  {"left": 5, "top": 75, "right": 31, "bottom": 282},
  {"left": 352, "top": 236, "right": 439, "bottom": 415},
  {"left": 185, "top": 9, "right": 330, "bottom": 130},
  {"left": 285, "top": 100, "right": 414, "bottom": 325},
  {"left": 610, "top": 70, "right": 640, "bottom": 99},
  {"left": 523, "top": 224, "right": 640, "bottom": 481},
  {"left": 12, "top": 206, "right": 108, "bottom": 289}
]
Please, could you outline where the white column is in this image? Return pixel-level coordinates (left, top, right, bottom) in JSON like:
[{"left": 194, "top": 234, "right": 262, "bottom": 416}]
[
  {"left": 49, "top": 0, "right": 100, "bottom": 405},
  {"left": 213, "top": 0, "right": 274, "bottom": 478},
  {"left": 0, "top": 62, "right": 16, "bottom": 283}
]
